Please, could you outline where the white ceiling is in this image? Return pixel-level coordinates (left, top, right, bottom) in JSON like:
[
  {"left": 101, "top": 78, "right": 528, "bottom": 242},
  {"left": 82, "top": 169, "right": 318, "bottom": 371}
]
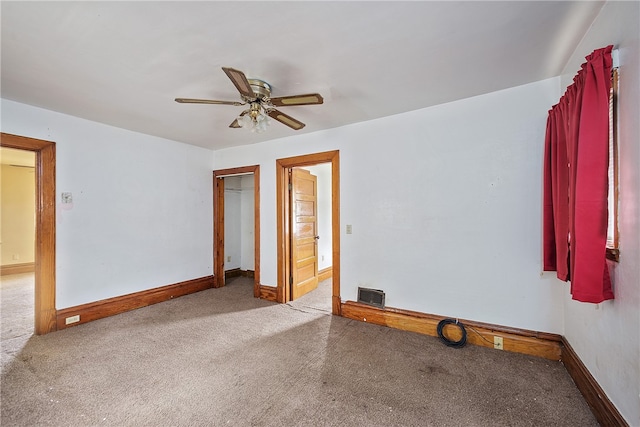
[{"left": 1, "top": 1, "right": 604, "bottom": 151}]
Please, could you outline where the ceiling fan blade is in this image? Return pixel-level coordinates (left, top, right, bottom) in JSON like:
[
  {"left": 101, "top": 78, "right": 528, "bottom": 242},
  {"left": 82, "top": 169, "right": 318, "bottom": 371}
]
[
  {"left": 222, "top": 67, "right": 256, "bottom": 99},
  {"left": 267, "top": 109, "right": 306, "bottom": 130},
  {"left": 229, "top": 110, "right": 249, "bottom": 128},
  {"left": 175, "top": 98, "right": 244, "bottom": 106},
  {"left": 269, "top": 93, "right": 324, "bottom": 107}
]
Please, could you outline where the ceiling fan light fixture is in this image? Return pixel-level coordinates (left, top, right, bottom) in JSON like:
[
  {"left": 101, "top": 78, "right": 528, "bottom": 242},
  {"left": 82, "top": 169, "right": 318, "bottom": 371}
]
[
  {"left": 237, "top": 102, "right": 270, "bottom": 133},
  {"left": 254, "top": 114, "right": 270, "bottom": 133}
]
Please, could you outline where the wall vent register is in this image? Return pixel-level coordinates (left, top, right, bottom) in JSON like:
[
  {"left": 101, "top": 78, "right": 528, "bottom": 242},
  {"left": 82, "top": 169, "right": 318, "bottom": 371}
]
[{"left": 357, "top": 287, "right": 385, "bottom": 309}]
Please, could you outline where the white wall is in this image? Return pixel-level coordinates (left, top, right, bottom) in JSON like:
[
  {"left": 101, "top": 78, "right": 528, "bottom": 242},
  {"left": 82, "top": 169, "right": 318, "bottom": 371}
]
[
  {"left": 223, "top": 176, "right": 242, "bottom": 271},
  {"left": 240, "top": 174, "right": 254, "bottom": 271},
  {"left": 305, "top": 163, "right": 332, "bottom": 271},
  {"left": 1, "top": 99, "right": 214, "bottom": 309},
  {"left": 213, "top": 77, "right": 564, "bottom": 334},
  {"left": 1, "top": 163, "right": 35, "bottom": 265},
  {"left": 559, "top": 1, "right": 640, "bottom": 424},
  {"left": 222, "top": 175, "right": 255, "bottom": 272}
]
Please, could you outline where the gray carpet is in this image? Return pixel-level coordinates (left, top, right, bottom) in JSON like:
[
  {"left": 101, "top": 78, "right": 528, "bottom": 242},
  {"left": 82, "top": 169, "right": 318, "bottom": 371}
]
[
  {"left": 1, "top": 273, "right": 34, "bottom": 342},
  {"left": 1, "top": 275, "right": 598, "bottom": 426}
]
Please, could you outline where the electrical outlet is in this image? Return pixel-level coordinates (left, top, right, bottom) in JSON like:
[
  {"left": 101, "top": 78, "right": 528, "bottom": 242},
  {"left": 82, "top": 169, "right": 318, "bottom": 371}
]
[
  {"left": 65, "top": 315, "right": 80, "bottom": 325},
  {"left": 494, "top": 336, "right": 504, "bottom": 350},
  {"left": 227, "top": 256, "right": 231, "bottom": 262},
  {"left": 346, "top": 224, "right": 353, "bottom": 234},
  {"left": 12, "top": 254, "right": 20, "bottom": 260}
]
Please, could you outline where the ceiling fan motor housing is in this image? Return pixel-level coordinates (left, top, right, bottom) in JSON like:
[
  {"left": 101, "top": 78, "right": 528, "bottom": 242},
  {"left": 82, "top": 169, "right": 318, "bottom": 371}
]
[{"left": 246, "top": 79, "right": 271, "bottom": 100}]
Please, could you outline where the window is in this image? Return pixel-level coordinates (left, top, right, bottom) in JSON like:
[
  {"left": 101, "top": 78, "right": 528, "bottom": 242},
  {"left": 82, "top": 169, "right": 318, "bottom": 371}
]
[
  {"left": 543, "top": 45, "right": 615, "bottom": 302},
  {"left": 606, "top": 67, "right": 619, "bottom": 262}
]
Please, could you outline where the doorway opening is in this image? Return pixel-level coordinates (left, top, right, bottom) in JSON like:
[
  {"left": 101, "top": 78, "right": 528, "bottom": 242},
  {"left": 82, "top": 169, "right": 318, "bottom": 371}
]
[
  {"left": 1, "top": 147, "right": 35, "bottom": 338},
  {"left": 213, "top": 165, "right": 260, "bottom": 297},
  {"left": 0, "top": 133, "right": 56, "bottom": 335},
  {"left": 276, "top": 151, "right": 340, "bottom": 315}
]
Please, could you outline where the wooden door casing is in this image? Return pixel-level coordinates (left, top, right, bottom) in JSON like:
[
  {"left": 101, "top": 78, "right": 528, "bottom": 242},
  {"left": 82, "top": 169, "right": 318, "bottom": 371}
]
[
  {"left": 275, "top": 150, "right": 340, "bottom": 314},
  {"left": 0, "top": 133, "right": 57, "bottom": 334},
  {"left": 212, "top": 166, "right": 260, "bottom": 296}
]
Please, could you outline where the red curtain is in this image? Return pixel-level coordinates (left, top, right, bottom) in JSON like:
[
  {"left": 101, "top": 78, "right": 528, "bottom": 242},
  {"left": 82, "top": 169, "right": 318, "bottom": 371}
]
[{"left": 543, "top": 45, "right": 614, "bottom": 303}]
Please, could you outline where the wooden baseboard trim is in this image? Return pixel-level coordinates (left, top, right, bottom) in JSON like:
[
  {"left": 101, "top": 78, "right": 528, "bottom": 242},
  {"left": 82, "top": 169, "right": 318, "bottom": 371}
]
[
  {"left": 561, "top": 337, "right": 628, "bottom": 426},
  {"left": 225, "top": 269, "right": 255, "bottom": 279},
  {"left": 225, "top": 268, "right": 241, "bottom": 279},
  {"left": 341, "top": 301, "right": 562, "bottom": 360},
  {"left": 258, "top": 285, "right": 278, "bottom": 302},
  {"left": 56, "top": 275, "right": 215, "bottom": 330},
  {"left": 318, "top": 267, "right": 332, "bottom": 282},
  {"left": 1, "top": 262, "right": 35, "bottom": 276}
]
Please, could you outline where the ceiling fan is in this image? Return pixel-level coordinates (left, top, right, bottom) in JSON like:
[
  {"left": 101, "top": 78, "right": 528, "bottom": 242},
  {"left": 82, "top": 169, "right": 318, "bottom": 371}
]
[{"left": 175, "top": 67, "right": 323, "bottom": 132}]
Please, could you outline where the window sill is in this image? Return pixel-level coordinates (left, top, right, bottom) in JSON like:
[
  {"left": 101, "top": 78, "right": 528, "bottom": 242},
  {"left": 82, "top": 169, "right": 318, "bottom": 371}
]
[{"left": 606, "top": 248, "right": 620, "bottom": 262}]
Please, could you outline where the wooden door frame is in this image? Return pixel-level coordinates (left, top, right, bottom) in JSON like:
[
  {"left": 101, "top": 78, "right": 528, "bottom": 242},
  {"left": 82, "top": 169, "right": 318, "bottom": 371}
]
[
  {"left": 213, "top": 165, "right": 260, "bottom": 297},
  {"left": 1, "top": 132, "right": 57, "bottom": 335},
  {"left": 276, "top": 150, "right": 340, "bottom": 315}
]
